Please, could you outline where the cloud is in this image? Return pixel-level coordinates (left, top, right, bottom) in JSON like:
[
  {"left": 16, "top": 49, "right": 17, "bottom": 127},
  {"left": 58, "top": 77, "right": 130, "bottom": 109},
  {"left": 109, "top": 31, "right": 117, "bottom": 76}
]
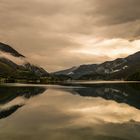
[
  {"left": 89, "top": 0, "right": 140, "bottom": 24},
  {"left": 0, "top": 51, "right": 27, "bottom": 65},
  {"left": 72, "top": 38, "right": 140, "bottom": 58},
  {"left": 0, "top": 0, "right": 139, "bottom": 71}
]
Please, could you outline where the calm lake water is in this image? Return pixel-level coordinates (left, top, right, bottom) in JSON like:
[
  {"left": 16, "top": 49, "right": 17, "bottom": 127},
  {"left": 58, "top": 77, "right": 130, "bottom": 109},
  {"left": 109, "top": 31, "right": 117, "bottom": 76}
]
[{"left": 0, "top": 82, "right": 140, "bottom": 140}]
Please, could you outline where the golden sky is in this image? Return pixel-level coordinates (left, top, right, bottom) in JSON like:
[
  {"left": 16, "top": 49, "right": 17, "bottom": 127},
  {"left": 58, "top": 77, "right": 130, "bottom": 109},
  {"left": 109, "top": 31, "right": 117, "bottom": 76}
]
[{"left": 0, "top": 0, "right": 140, "bottom": 72}]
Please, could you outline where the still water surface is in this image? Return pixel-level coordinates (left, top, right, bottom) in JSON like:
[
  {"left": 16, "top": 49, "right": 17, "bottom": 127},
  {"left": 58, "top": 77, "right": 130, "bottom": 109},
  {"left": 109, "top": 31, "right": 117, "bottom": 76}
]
[{"left": 0, "top": 82, "right": 140, "bottom": 140}]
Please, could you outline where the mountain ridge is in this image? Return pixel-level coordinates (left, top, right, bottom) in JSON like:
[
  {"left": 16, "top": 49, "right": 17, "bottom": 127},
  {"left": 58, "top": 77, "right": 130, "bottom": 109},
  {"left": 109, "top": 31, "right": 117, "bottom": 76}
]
[
  {"left": 1, "top": 42, "right": 140, "bottom": 82},
  {"left": 0, "top": 42, "right": 24, "bottom": 57},
  {"left": 0, "top": 42, "right": 49, "bottom": 82},
  {"left": 53, "top": 51, "right": 140, "bottom": 80}
]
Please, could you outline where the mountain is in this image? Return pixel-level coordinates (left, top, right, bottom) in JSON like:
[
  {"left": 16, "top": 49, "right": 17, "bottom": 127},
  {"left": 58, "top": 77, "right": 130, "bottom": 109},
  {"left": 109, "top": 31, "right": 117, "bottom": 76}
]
[
  {"left": 0, "top": 42, "right": 24, "bottom": 57},
  {"left": 0, "top": 42, "right": 49, "bottom": 82},
  {"left": 53, "top": 65, "right": 98, "bottom": 79},
  {"left": 53, "top": 51, "right": 140, "bottom": 80}
]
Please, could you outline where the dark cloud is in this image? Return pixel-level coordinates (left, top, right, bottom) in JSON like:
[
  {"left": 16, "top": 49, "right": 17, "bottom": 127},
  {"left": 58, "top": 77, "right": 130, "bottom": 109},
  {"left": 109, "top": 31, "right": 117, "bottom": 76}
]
[{"left": 89, "top": 0, "right": 140, "bottom": 25}]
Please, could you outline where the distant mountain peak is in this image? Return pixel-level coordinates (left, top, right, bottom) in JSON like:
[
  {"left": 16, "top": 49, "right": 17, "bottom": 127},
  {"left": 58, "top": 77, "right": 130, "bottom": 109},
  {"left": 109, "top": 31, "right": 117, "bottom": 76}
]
[
  {"left": 126, "top": 51, "right": 140, "bottom": 61},
  {"left": 0, "top": 42, "right": 24, "bottom": 57},
  {"left": 53, "top": 51, "right": 140, "bottom": 80}
]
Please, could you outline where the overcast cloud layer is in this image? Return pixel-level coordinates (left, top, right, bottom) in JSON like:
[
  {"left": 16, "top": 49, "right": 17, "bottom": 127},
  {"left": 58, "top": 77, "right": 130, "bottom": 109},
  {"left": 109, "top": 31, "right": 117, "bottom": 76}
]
[{"left": 0, "top": 0, "right": 140, "bottom": 72}]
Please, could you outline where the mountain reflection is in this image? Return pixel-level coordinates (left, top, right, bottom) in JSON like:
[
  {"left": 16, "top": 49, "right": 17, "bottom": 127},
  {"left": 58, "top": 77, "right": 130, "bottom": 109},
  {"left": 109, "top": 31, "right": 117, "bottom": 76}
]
[
  {"left": 0, "top": 84, "right": 140, "bottom": 140},
  {"left": 69, "top": 83, "right": 140, "bottom": 110},
  {"left": 0, "top": 105, "right": 23, "bottom": 119},
  {"left": 0, "top": 86, "right": 47, "bottom": 119}
]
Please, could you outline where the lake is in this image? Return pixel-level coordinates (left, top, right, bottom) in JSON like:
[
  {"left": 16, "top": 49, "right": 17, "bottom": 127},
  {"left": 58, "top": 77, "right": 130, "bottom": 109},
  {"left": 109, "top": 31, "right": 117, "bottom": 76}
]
[{"left": 0, "top": 82, "right": 140, "bottom": 140}]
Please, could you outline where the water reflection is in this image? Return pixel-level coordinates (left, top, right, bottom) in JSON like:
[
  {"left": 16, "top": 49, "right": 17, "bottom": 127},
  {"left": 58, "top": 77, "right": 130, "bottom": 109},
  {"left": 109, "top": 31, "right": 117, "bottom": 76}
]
[
  {"left": 0, "top": 105, "right": 23, "bottom": 119},
  {"left": 0, "top": 83, "right": 140, "bottom": 140},
  {"left": 69, "top": 83, "right": 140, "bottom": 110},
  {"left": 0, "top": 85, "right": 46, "bottom": 119}
]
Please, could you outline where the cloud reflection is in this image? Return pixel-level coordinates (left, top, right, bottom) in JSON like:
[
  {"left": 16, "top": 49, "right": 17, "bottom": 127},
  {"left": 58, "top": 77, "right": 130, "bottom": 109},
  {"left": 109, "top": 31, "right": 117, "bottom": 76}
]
[{"left": 0, "top": 86, "right": 140, "bottom": 140}]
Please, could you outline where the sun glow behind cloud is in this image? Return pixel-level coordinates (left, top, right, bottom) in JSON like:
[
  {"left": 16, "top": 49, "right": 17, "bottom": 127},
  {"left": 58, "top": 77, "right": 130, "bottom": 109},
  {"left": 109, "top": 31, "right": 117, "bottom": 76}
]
[{"left": 70, "top": 37, "right": 140, "bottom": 61}]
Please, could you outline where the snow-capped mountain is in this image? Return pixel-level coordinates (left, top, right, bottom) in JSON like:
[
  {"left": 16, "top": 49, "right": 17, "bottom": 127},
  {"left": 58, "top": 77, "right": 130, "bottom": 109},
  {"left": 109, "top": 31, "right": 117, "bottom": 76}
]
[
  {"left": 53, "top": 51, "right": 140, "bottom": 80},
  {"left": 53, "top": 64, "right": 98, "bottom": 79}
]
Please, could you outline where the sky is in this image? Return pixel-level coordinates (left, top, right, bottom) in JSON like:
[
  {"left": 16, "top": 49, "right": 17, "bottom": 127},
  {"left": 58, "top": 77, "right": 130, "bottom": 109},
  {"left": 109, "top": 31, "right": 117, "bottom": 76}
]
[{"left": 0, "top": 0, "right": 140, "bottom": 72}]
